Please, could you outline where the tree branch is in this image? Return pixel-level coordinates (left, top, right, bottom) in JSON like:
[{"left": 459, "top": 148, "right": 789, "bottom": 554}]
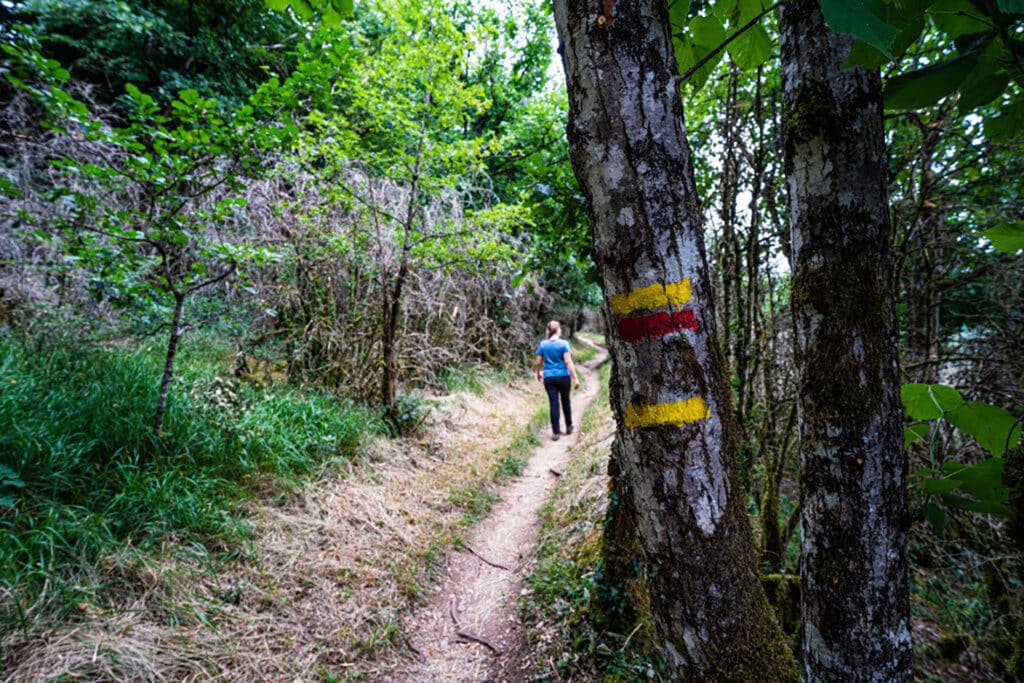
[{"left": 676, "top": 2, "right": 783, "bottom": 85}]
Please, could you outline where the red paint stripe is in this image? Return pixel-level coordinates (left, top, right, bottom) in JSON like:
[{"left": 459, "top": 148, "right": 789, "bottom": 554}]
[{"left": 618, "top": 308, "right": 698, "bottom": 342}]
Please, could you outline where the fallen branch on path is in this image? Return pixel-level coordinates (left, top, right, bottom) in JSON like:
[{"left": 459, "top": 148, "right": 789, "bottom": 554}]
[
  {"left": 403, "top": 634, "right": 424, "bottom": 660},
  {"left": 465, "top": 545, "right": 513, "bottom": 571},
  {"left": 449, "top": 599, "right": 503, "bottom": 655}
]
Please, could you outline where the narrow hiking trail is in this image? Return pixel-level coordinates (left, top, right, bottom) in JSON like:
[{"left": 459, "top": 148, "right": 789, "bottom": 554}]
[{"left": 391, "top": 344, "right": 608, "bottom": 682}]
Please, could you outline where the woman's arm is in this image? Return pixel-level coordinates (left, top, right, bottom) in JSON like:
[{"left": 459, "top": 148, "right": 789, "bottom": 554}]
[
  {"left": 535, "top": 354, "right": 544, "bottom": 382},
  {"left": 563, "top": 351, "right": 580, "bottom": 389}
]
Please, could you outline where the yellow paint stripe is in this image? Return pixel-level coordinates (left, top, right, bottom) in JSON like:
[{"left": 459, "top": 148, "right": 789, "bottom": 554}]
[
  {"left": 610, "top": 279, "right": 692, "bottom": 315},
  {"left": 625, "top": 397, "right": 710, "bottom": 429}
]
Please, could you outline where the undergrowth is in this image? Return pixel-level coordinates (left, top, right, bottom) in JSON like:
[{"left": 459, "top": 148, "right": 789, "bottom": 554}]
[{"left": 0, "top": 333, "right": 383, "bottom": 632}]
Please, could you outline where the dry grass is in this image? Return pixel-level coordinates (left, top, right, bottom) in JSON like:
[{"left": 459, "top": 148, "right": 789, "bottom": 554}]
[{"left": 2, "top": 377, "right": 544, "bottom": 682}]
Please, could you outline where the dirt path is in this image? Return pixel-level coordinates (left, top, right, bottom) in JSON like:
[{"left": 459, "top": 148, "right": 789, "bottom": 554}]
[{"left": 392, "top": 345, "right": 607, "bottom": 682}]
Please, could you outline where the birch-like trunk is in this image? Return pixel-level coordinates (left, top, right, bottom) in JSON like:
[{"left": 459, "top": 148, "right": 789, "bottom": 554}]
[
  {"left": 780, "top": 2, "right": 912, "bottom": 680},
  {"left": 553, "top": 0, "right": 796, "bottom": 676}
]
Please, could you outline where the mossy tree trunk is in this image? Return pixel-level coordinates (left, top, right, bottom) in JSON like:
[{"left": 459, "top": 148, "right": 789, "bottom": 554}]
[
  {"left": 780, "top": 2, "right": 912, "bottom": 680},
  {"left": 552, "top": 0, "right": 796, "bottom": 676}
]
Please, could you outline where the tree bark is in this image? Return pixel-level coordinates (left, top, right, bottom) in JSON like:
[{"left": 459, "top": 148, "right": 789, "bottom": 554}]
[
  {"left": 780, "top": 2, "right": 912, "bottom": 680},
  {"left": 553, "top": 0, "right": 796, "bottom": 677},
  {"left": 154, "top": 291, "right": 185, "bottom": 435}
]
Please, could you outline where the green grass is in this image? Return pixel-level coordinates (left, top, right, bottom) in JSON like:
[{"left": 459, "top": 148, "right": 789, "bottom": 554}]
[
  {"left": 569, "top": 337, "right": 599, "bottom": 364},
  {"left": 580, "top": 362, "right": 611, "bottom": 435},
  {"left": 439, "top": 364, "right": 516, "bottom": 396},
  {"left": 0, "top": 333, "right": 383, "bottom": 630},
  {"left": 448, "top": 484, "right": 501, "bottom": 525},
  {"left": 439, "top": 364, "right": 487, "bottom": 395}
]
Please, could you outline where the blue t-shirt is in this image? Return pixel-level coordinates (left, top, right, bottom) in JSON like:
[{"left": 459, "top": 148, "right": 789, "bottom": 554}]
[{"left": 537, "top": 338, "right": 571, "bottom": 378}]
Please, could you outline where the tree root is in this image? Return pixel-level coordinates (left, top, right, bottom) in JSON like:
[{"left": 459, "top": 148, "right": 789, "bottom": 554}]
[
  {"left": 465, "top": 545, "right": 513, "bottom": 571},
  {"left": 449, "top": 599, "right": 502, "bottom": 655}
]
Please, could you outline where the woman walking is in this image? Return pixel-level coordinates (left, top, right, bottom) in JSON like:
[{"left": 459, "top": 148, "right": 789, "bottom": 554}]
[{"left": 535, "top": 320, "right": 580, "bottom": 441}]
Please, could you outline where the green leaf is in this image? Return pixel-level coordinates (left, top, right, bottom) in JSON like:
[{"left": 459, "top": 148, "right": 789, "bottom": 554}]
[
  {"left": 929, "top": 0, "right": 992, "bottom": 38},
  {"left": 921, "top": 477, "right": 961, "bottom": 493},
  {"left": 948, "top": 457, "right": 1007, "bottom": 502},
  {"left": 669, "top": 0, "right": 691, "bottom": 30},
  {"left": 998, "top": 0, "right": 1024, "bottom": 12},
  {"left": 941, "top": 492, "right": 1011, "bottom": 516},
  {"left": 922, "top": 501, "right": 947, "bottom": 532},
  {"left": 905, "top": 423, "right": 930, "bottom": 447},
  {"left": 691, "top": 14, "right": 728, "bottom": 50},
  {"left": 984, "top": 98, "right": 1024, "bottom": 141},
  {"left": 984, "top": 221, "right": 1024, "bottom": 253},
  {"left": 946, "top": 401, "right": 1023, "bottom": 456},
  {"left": 677, "top": 15, "right": 727, "bottom": 89},
  {"left": 736, "top": 0, "right": 769, "bottom": 22},
  {"left": 820, "top": 0, "right": 901, "bottom": 57},
  {"left": 289, "top": 0, "right": 316, "bottom": 21},
  {"left": 884, "top": 55, "right": 978, "bottom": 110},
  {"left": 958, "top": 70, "right": 1009, "bottom": 113},
  {"left": 728, "top": 23, "right": 773, "bottom": 70},
  {"left": 845, "top": 40, "right": 888, "bottom": 69},
  {"left": 712, "top": 0, "right": 739, "bottom": 20},
  {"left": 901, "top": 383, "right": 964, "bottom": 420}
]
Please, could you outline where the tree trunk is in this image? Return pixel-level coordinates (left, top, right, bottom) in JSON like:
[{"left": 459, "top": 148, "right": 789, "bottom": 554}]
[
  {"left": 381, "top": 294, "right": 398, "bottom": 412},
  {"left": 553, "top": 0, "right": 796, "bottom": 677},
  {"left": 154, "top": 292, "right": 186, "bottom": 435},
  {"left": 780, "top": 2, "right": 912, "bottom": 680}
]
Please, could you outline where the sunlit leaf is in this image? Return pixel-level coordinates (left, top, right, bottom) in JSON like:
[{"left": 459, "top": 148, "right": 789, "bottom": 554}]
[
  {"left": 669, "top": 0, "right": 691, "bottom": 30},
  {"left": 728, "top": 23, "right": 772, "bottom": 70},
  {"left": 984, "top": 221, "right": 1024, "bottom": 253},
  {"left": 901, "top": 383, "right": 964, "bottom": 420}
]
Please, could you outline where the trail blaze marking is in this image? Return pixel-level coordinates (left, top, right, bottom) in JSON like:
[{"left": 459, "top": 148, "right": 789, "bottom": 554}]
[
  {"left": 615, "top": 279, "right": 708, "bottom": 429},
  {"left": 618, "top": 308, "right": 698, "bottom": 342},
  {"left": 625, "top": 397, "right": 710, "bottom": 429},
  {"left": 610, "top": 278, "right": 692, "bottom": 315}
]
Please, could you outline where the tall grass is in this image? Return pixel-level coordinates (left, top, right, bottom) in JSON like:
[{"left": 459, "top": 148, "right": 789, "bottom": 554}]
[{"left": 0, "top": 334, "right": 382, "bottom": 630}]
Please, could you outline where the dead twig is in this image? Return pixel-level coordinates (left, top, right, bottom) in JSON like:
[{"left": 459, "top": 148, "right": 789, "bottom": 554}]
[{"left": 464, "top": 545, "right": 513, "bottom": 571}]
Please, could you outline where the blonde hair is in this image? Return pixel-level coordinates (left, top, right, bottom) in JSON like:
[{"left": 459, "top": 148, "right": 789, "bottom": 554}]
[{"left": 546, "top": 320, "right": 561, "bottom": 338}]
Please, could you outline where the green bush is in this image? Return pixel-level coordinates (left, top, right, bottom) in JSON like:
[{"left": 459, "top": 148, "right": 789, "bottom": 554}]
[
  {"left": 387, "top": 394, "right": 432, "bottom": 437},
  {"left": 0, "top": 334, "right": 381, "bottom": 628}
]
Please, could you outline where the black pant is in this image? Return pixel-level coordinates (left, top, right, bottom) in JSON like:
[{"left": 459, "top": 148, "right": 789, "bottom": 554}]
[{"left": 543, "top": 376, "right": 573, "bottom": 434}]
